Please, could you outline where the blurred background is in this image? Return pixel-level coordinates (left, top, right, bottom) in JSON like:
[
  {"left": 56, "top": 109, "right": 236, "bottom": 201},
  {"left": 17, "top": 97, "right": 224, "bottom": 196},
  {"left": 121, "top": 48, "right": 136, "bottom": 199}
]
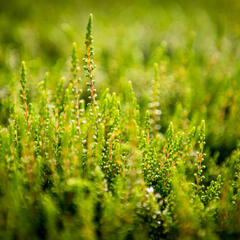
[{"left": 1, "top": 0, "right": 240, "bottom": 162}]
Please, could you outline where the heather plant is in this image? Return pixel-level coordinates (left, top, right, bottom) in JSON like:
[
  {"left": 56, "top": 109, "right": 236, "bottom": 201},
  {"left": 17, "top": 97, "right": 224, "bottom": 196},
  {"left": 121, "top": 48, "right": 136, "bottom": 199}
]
[{"left": 0, "top": 11, "right": 240, "bottom": 240}]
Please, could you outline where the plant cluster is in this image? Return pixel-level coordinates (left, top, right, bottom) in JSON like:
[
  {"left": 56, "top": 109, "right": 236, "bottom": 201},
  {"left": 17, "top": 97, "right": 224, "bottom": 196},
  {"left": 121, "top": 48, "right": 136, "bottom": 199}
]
[{"left": 0, "top": 14, "right": 239, "bottom": 240}]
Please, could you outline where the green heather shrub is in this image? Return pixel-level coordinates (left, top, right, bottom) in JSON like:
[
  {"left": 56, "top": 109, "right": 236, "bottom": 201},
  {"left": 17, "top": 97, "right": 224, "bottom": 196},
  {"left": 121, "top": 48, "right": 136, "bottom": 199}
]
[{"left": 0, "top": 13, "right": 240, "bottom": 240}]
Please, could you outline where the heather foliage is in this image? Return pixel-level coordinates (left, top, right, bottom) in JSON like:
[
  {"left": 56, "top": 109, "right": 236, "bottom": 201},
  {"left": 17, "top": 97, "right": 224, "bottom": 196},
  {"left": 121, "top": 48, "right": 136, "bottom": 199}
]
[{"left": 0, "top": 2, "right": 240, "bottom": 239}]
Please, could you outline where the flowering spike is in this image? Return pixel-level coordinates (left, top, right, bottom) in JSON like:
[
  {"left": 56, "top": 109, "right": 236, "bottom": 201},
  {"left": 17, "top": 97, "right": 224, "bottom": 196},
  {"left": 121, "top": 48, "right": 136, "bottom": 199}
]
[
  {"left": 83, "top": 13, "right": 97, "bottom": 112},
  {"left": 196, "top": 120, "right": 206, "bottom": 187},
  {"left": 71, "top": 42, "right": 79, "bottom": 81},
  {"left": 20, "top": 61, "right": 30, "bottom": 134},
  {"left": 150, "top": 63, "right": 161, "bottom": 136}
]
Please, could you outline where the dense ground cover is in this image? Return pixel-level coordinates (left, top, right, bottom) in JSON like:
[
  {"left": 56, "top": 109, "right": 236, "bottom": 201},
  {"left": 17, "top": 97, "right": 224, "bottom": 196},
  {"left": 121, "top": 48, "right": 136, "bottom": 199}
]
[{"left": 0, "top": 1, "right": 240, "bottom": 239}]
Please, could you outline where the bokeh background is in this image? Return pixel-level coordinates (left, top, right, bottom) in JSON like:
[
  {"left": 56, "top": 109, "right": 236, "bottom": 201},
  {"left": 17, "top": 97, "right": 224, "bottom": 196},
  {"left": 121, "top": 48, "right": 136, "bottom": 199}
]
[{"left": 1, "top": 0, "right": 240, "bottom": 162}]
